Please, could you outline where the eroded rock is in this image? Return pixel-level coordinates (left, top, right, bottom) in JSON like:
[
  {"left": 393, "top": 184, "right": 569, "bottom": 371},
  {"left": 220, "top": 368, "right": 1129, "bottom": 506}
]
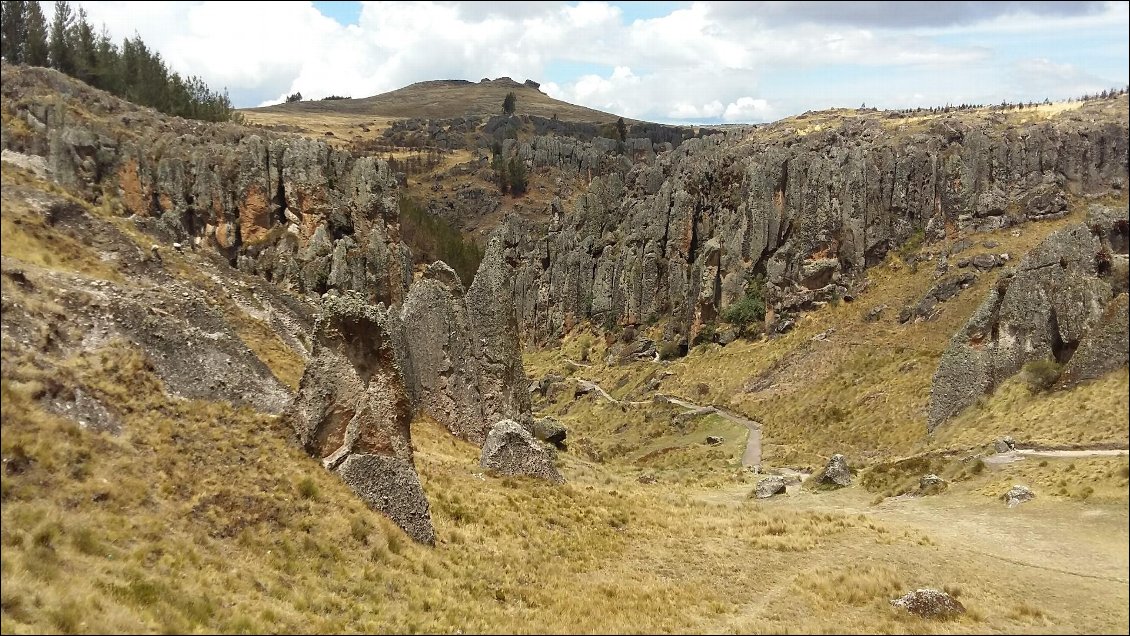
[
  {"left": 287, "top": 292, "right": 434, "bottom": 544},
  {"left": 928, "top": 205, "right": 1129, "bottom": 431}
]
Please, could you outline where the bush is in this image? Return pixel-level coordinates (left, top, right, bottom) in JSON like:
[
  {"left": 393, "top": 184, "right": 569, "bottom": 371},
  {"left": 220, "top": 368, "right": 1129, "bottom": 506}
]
[
  {"left": 296, "top": 476, "right": 319, "bottom": 500},
  {"left": 658, "top": 341, "right": 683, "bottom": 361},
  {"left": 502, "top": 91, "right": 517, "bottom": 115},
  {"left": 1022, "top": 359, "right": 1062, "bottom": 392},
  {"left": 722, "top": 276, "right": 766, "bottom": 332}
]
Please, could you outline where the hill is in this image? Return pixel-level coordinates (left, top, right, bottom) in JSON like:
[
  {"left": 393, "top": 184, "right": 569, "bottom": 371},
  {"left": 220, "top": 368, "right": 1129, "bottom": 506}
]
[{"left": 244, "top": 77, "right": 624, "bottom": 126}]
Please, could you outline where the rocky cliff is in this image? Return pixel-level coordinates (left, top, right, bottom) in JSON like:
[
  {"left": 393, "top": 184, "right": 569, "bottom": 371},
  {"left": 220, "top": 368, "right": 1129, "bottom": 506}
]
[
  {"left": 928, "top": 205, "right": 1129, "bottom": 430},
  {"left": 499, "top": 106, "right": 1128, "bottom": 342}
]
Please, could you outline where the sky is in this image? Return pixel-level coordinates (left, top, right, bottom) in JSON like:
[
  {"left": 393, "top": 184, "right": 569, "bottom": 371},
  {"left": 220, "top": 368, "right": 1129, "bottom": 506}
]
[{"left": 48, "top": 1, "right": 1130, "bottom": 125}]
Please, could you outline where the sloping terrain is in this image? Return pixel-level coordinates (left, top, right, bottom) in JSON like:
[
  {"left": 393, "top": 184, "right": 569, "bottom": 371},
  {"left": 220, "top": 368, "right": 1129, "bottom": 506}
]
[
  {"left": 1, "top": 63, "right": 1128, "bottom": 634},
  {"left": 247, "top": 77, "right": 622, "bottom": 123}
]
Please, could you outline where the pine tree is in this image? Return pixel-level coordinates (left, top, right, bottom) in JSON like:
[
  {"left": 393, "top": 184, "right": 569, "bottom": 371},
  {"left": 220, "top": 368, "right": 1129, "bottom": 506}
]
[
  {"left": 48, "top": 0, "right": 74, "bottom": 73},
  {"left": 615, "top": 117, "right": 627, "bottom": 142},
  {"left": 23, "top": 0, "right": 47, "bottom": 66},
  {"left": 502, "top": 91, "right": 516, "bottom": 115},
  {"left": 507, "top": 156, "right": 527, "bottom": 195},
  {"left": 1, "top": 0, "right": 28, "bottom": 63},
  {"left": 71, "top": 6, "right": 97, "bottom": 84}
]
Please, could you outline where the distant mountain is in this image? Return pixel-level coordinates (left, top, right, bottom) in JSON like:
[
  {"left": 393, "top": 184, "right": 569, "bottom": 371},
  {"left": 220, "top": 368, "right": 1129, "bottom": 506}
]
[{"left": 246, "top": 77, "right": 626, "bottom": 123}]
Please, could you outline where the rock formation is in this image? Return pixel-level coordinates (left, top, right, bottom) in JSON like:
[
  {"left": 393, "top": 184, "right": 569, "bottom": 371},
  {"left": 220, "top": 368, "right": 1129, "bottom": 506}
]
[
  {"left": 286, "top": 292, "right": 434, "bottom": 544},
  {"left": 928, "top": 205, "right": 1129, "bottom": 431},
  {"left": 501, "top": 109, "right": 1128, "bottom": 343},
  {"left": 392, "top": 237, "right": 533, "bottom": 445}
]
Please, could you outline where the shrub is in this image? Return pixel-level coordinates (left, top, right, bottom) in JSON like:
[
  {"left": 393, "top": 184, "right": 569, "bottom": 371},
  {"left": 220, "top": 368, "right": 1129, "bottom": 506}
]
[
  {"left": 658, "top": 341, "right": 682, "bottom": 361},
  {"left": 1022, "top": 359, "right": 1062, "bottom": 393},
  {"left": 897, "top": 228, "right": 926, "bottom": 259},
  {"left": 502, "top": 91, "right": 517, "bottom": 115},
  {"left": 722, "top": 276, "right": 766, "bottom": 333},
  {"left": 296, "top": 476, "right": 319, "bottom": 500}
]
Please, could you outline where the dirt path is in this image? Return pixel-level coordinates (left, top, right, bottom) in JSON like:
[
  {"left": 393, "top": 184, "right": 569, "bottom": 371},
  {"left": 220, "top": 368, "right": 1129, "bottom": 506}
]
[
  {"left": 577, "top": 378, "right": 763, "bottom": 469},
  {"left": 984, "top": 448, "right": 1129, "bottom": 465}
]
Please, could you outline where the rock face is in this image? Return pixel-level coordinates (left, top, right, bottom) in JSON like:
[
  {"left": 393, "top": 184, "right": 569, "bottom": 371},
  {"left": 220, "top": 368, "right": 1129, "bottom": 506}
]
[
  {"left": 501, "top": 107, "right": 1128, "bottom": 343},
  {"left": 755, "top": 475, "right": 787, "bottom": 499},
  {"left": 891, "top": 589, "right": 966, "bottom": 619},
  {"left": 286, "top": 292, "right": 434, "bottom": 545},
  {"left": 819, "top": 454, "right": 852, "bottom": 487},
  {"left": 479, "top": 420, "right": 565, "bottom": 484},
  {"left": 3, "top": 64, "right": 411, "bottom": 307},
  {"left": 928, "top": 205, "right": 1130, "bottom": 431},
  {"left": 392, "top": 239, "right": 533, "bottom": 445}
]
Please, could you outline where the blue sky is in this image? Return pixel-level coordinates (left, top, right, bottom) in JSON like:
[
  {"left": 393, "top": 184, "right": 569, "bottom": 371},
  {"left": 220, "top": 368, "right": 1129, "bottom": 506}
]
[{"left": 62, "top": 1, "right": 1130, "bottom": 124}]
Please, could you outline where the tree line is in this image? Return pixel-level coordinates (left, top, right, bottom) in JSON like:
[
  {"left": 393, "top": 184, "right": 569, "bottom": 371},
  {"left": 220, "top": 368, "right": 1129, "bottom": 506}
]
[{"left": 1, "top": 0, "right": 237, "bottom": 122}]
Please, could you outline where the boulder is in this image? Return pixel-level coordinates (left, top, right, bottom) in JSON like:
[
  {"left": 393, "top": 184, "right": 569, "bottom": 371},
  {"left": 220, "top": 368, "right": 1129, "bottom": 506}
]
[
  {"left": 1003, "top": 484, "right": 1035, "bottom": 507},
  {"left": 919, "top": 474, "right": 947, "bottom": 491},
  {"left": 754, "top": 475, "right": 787, "bottom": 499},
  {"left": 819, "top": 454, "right": 852, "bottom": 487},
  {"left": 890, "top": 589, "right": 966, "bottom": 619},
  {"left": 286, "top": 292, "right": 434, "bottom": 545},
  {"left": 705, "top": 435, "right": 725, "bottom": 445},
  {"left": 532, "top": 416, "right": 567, "bottom": 449},
  {"left": 993, "top": 436, "right": 1017, "bottom": 453},
  {"left": 480, "top": 420, "right": 565, "bottom": 484}
]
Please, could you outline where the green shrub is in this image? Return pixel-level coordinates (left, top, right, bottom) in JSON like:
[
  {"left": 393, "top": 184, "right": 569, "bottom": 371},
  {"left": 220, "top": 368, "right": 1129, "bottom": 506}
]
[
  {"left": 296, "top": 476, "right": 319, "bottom": 500},
  {"left": 897, "top": 228, "right": 926, "bottom": 259},
  {"left": 658, "top": 341, "right": 682, "bottom": 361},
  {"left": 1022, "top": 359, "right": 1062, "bottom": 393},
  {"left": 722, "top": 276, "right": 766, "bottom": 332}
]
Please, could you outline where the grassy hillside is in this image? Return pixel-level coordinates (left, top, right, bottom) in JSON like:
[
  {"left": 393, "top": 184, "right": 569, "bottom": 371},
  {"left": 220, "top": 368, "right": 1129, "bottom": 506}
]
[{"left": 245, "top": 78, "right": 622, "bottom": 123}]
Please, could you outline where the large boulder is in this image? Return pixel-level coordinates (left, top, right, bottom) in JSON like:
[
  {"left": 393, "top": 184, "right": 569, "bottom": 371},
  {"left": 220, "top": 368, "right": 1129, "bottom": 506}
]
[
  {"left": 286, "top": 292, "right": 434, "bottom": 545},
  {"left": 928, "top": 206, "right": 1130, "bottom": 431},
  {"left": 479, "top": 420, "right": 564, "bottom": 484},
  {"left": 890, "top": 589, "right": 966, "bottom": 619},
  {"left": 818, "top": 454, "right": 852, "bottom": 487}
]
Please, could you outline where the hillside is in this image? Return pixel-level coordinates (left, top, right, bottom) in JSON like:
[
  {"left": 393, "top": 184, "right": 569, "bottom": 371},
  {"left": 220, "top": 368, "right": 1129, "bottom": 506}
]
[
  {"left": 247, "top": 77, "right": 623, "bottom": 123},
  {"left": 1, "top": 62, "right": 1128, "bottom": 634}
]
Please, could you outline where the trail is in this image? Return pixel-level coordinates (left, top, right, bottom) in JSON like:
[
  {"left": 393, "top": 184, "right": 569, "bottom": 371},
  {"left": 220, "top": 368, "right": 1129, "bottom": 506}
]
[
  {"left": 576, "top": 378, "right": 762, "bottom": 469},
  {"left": 983, "top": 448, "right": 1128, "bottom": 465}
]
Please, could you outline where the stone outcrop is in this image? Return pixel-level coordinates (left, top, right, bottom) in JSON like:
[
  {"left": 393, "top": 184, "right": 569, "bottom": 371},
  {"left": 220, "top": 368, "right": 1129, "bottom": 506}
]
[
  {"left": 391, "top": 238, "right": 534, "bottom": 445},
  {"left": 891, "top": 589, "right": 966, "bottom": 619},
  {"left": 500, "top": 106, "right": 1128, "bottom": 343},
  {"left": 479, "top": 420, "right": 564, "bottom": 484},
  {"left": 928, "top": 205, "right": 1129, "bottom": 431},
  {"left": 2, "top": 64, "right": 412, "bottom": 308},
  {"left": 532, "top": 416, "right": 567, "bottom": 449},
  {"left": 286, "top": 292, "right": 434, "bottom": 544}
]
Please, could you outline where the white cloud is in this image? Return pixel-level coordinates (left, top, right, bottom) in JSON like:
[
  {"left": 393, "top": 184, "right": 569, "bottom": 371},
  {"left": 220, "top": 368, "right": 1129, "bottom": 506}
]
[{"left": 49, "top": 0, "right": 1128, "bottom": 123}]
